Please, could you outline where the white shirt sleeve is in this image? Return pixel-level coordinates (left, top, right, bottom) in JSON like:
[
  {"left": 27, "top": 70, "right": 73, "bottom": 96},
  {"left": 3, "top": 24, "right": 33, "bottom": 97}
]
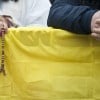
[
  {"left": 0, "top": 1, "right": 23, "bottom": 26},
  {"left": 25, "top": 0, "right": 51, "bottom": 26}
]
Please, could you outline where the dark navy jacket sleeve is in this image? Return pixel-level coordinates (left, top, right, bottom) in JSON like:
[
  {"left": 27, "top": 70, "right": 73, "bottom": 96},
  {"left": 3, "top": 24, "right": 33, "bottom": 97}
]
[{"left": 47, "top": 0, "right": 97, "bottom": 34}]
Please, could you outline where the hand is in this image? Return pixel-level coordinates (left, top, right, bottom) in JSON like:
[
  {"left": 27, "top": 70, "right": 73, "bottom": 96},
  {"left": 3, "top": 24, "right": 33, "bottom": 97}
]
[
  {"left": 3, "top": 15, "right": 18, "bottom": 28},
  {"left": 91, "top": 11, "right": 100, "bottom": 40},
  {"left": 0, "top": 16, "right": 8, "bottom": 36},
  {"left": 0, "top": 15, "right": 18, "bottom": 37}
]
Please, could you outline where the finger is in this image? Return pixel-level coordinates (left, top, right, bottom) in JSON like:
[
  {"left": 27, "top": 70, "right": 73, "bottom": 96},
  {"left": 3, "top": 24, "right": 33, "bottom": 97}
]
[
  {"left": 95, "top": 19, "right": 100, "bottom": 28},
  {"left": 91, "top": 33, "right": 100, "bottom": 40},
  {"left": 0, "top": 21, "right": 3, "bottom": 28},
  {"left": 3, "top": 21, "right": 8, "bottom": 32},
  {"left": 92, "top": 28, "right": 100, "bottom": 34},
  {"left": 95, "top": 19, "right": 100, "bottom": 25},
  {"left": 0, "top": 21, "right": 8, "bottom": 33}
]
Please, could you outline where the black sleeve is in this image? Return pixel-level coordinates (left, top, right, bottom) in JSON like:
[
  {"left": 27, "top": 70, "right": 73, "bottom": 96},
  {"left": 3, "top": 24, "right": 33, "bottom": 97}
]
[
  {"left": 47, "top": 0, "right": 97, "bottom": 34},
  {"left": 49, "top": 0, "right": 55, "bottom": 4}
]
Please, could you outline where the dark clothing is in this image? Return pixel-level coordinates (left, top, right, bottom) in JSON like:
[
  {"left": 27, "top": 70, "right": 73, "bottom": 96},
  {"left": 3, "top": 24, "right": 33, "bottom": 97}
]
[
  {"left": 48, "top": 0, "right": 100, "bottom": 34},
  {"left": 49, "top": 0, "right": 54, "bottom": 4},
  {"left": 1, "top": 0, "right": 18, "bottom": 2}
]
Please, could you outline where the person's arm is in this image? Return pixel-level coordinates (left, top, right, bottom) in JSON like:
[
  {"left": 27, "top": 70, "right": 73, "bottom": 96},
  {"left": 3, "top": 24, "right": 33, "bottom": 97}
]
[{"left": 47, "top": 0, "right": 97, "bottom": 34}]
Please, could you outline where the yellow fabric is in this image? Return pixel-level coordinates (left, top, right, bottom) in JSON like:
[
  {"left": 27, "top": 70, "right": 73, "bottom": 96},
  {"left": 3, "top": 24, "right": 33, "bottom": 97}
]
[{"left": 0, "top": 27, "right": 100, "bottom": 100}]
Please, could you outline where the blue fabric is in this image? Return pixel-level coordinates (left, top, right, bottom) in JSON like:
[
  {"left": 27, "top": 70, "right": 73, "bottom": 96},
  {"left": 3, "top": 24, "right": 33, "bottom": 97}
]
[{"left": 48, "top": 0, "right": 100, "bottom": 34}]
